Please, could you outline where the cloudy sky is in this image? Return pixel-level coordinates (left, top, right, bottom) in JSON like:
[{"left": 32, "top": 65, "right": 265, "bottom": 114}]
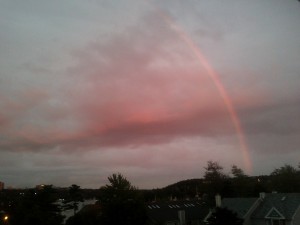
[{"left": 0, "top": 0, "right": 299, "bottom": 189}]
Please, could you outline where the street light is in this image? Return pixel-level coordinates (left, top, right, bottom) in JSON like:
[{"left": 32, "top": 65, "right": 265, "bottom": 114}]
[
  {"left": 0, "top": 211, "right": 9, "bottom": 224},
  {"left": 1, "top": 215, "right": 9, "bottom": 224}
]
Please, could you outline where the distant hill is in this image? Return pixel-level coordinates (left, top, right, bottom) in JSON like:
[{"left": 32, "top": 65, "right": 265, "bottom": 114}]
[{"left": 163, "top": 178, "right": 204, "bottom": 190}]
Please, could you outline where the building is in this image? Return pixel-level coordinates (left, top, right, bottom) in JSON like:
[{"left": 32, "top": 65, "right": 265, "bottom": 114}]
[
  {"left": 220, "top": 196, "right": 261, "bottom": 225},
  {"left": 219, "top": 193, "right": 300, "bottom": 225},
  {"left": 251, "top": 193, "right": 300, "bottom": 225},
  {"left": 147, "top": 199, "right": 210, "bottom": 225},
  {"left": 0, "top": 181, "right": 4, "bottom": 191}
]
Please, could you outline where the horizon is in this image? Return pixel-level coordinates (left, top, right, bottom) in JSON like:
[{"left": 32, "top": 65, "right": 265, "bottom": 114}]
[{"left": 1, "top": 161, "right": 298, "bottom": 189}]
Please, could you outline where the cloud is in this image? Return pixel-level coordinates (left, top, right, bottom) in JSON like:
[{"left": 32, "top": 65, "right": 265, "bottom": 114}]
[
  {"left": 0, "top": 13, "right": 244, "bottom": 153},
  {"left": 241, "top": 98, "right": 300, "bottom": 135},
  {"left": 238, "top": 97, "right": 300, "bottom": 157},
  {"left": 1, "top": 0, "right": 300, "bottom": 188}
]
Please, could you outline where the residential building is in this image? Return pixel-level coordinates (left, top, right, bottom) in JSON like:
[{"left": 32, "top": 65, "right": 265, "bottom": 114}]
[
  {"left": 219, "top": 193, "right": 300, "bottom": 225},
  {"left": 251, "top": 193, "right": 300, "bottom": 225},
  {"left": 147, "top": 199, "right": 210, "bottom": 225},
  {"left": 221, "top": 197, "right": 260, "bottom": 225}
]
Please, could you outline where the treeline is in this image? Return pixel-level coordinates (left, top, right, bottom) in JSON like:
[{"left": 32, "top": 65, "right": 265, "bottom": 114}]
[
  {"left": 1, "top": 162, "right": 300, "bottom": 225},
  {"left": 142, "top": 161, "right": 300, "bottom": 203},
  {"left": 0, "top": 174, "right": 147, "bottom": 225}
]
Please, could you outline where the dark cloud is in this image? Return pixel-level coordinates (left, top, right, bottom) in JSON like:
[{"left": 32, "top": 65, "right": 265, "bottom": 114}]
[
  {"left": 238, "top": 97, "right": 300, "bottom": 156},
  {"left": 241, "top": 98, "right": 300, "bottom": 136}
]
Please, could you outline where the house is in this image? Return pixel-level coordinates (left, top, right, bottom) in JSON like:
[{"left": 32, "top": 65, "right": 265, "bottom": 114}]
[
  {"left": 219, "top": 193, "right": 300, "bottom": 225},
  {"left": 221, "top": 197, "right": 260, "bottom": 225},
  {"left": 147, "top": 199, "right": 210, "bottom": 225},
  {"left": 251, "top": 193, "right": 300, "bottom": 225}
]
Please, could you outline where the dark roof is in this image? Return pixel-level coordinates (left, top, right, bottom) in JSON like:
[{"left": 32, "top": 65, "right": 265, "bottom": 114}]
[
  {"left": 251, "top": 193, "right": 300, "bottom": 220},
  {"left": 221, "top": 198, "right": 258, "bottom": 218},
  {"left": 147, "top": 200, "right": 210, "bottom": 225}
]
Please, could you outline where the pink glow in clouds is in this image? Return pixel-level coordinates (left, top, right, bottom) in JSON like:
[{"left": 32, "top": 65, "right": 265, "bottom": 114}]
[
  {"left": 1, "top": 0, "right": 300, "bottom": 188},
  {"left": 0, "top": 13, "right": 253, "bottom": 157}
]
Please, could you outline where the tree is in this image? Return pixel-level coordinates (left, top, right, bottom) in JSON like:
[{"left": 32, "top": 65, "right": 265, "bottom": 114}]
[
  {"left": 204, "top": 161, "right": 226, "bottom": 181},
  {"left": 106, "top": 173, "right": 135, "bottom": 190},
  {"left": 204, "top": 161, "right": 229, "bottom": 198},
  {"left": 63, "top": 184, "right": 83, "bottom": 216},
  {"left": 230, "top": 165, "right": 253, "bottom": 197},
  {"left": 10, "top": 185, "right": 64, "bottom": 225},
  {"left": 98, "top": 173, "right": 147, "bottom": 225},
  {"left": 65, "top": 204, "right": 101, "bottom": 225},
  {"left": 231, "top": 165, "right": 247, "bottom": 178},
  {"left": 206, "top": 207, "right": 243, "bottom": 225},
  {"left": 271, "top": 164, "right": 297, "bottom": 176},
  {"left": 270, "top": 164, "right": 300, "bottom": 192}
]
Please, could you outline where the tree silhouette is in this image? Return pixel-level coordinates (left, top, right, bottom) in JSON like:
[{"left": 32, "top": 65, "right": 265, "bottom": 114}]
[
  {"left": 231, "top": 165, "right": 247, "bottom": 178},
  {"left": 65, "top": 204, "right": 101, "bottom": 225},
  {"left": 98, "top": 173, "right": 147, "bottom": 225},
  {"left": 271, "top": 164, "right": 297, "bottom": 176},
  {"left": 204, "top": 161, "right": 226, "bottom": 181},
  {"left": 206, "top": 207, "right": 243, "bottom": 225},
  {"left": 204, "top": 161, "right": 229, "bottom": 199},
  {"left": 10, "top": 185, "right": 64, "bottom": 225},
  {"left": 270, "top": 164, "right": 300, "bottom": 192},
  {"left": 63, "top": 184, "right": 83, "bottom": 216},
  {"left": 106, "top": 173, "right": 136, "bottom": 190}
]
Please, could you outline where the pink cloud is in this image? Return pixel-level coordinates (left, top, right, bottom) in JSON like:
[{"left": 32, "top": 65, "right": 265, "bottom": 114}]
[{"left": 0, "top": 13, "right": 266, "bottom": 154}]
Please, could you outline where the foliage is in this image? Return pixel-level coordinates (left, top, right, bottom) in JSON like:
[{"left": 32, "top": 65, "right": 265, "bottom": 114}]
[
  {"left": 148, "top": 162, "right": 299, "bottom": 199},
  {"left": 106, "top": 173, "right": 136, "bottom": 191},
  {"left": 204, "top": 161, "right": 226, "bottom": 181},
  {"left": 270, "top": 164, "right": 300, "bottom": 192},
  {"left": 206, "top": 207, "right": 243, "bottom": 225},
  {"left": 161, "top": 179, "right": 203, "bottom": 200},
  {"left": 63, "top": 184, "right": 83, "bottom": 215},
  {"left": 65, "top": 204, "right": 101, "bottom": 225},
  {"left": 1, "top": 162, "right": 300, "bottom": 225},
  {"left": 231, "top": 165, "right": 247, "bottom": 178},
  {"left": 203, "top": 161, "right": 229, "bottom": 200},
  {"left": 98, "top": 173, "right": 147, "bottom": 225},
  {"left": 271, "top": 164, "right": 297, "bottom": 176},
  {"left": 9, "top": 185, "right": 64, "bottom": 225},
  {"left": 229, "top": 165, "right": 252, "bottom": 197}
]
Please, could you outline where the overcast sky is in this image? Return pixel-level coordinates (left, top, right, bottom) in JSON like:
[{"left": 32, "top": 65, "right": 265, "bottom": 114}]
[{"left": 0, "top": 0, "right": 300, "bottom": 189}]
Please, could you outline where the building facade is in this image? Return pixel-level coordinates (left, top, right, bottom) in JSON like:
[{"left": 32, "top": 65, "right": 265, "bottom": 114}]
[
  {"left": 220, "top": 193, "right": 300, "bottom": 225},
  {"left": 147, "top": 200, "right": 210, "bottom": 225}
]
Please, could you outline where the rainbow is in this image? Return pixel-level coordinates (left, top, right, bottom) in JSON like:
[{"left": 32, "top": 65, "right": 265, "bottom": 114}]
[{"left": 154, "top": 7, "right": 252, "bottom": 173}]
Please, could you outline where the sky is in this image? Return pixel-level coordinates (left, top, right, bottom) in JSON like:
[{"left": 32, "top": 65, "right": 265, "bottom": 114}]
[{"left": 0, "top": 0, "right": 300, "bottom": 189}]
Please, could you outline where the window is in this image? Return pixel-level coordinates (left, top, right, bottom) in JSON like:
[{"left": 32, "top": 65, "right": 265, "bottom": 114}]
[{"left": 265, "top": 207, "right": 285, "bottom": 225}]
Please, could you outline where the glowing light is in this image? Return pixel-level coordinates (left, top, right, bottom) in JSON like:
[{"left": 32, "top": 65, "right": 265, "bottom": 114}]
[
  {"left": 152, "top": 6, "right": 252, "bottom": 173},
  {"left": 4, "top": 216, "right": 8, "bottom": 221}
]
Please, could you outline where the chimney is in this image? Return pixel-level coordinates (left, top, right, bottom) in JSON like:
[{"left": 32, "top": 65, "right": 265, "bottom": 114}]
[
  {"left": 178, "top": 210, "right": 186, "bottom": 225},
  {"left": 259, "top": 192, "right": 265, "bottom": 200},
  {"left": 215, "top": 194, "right": 221, "bottom": 207}
]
